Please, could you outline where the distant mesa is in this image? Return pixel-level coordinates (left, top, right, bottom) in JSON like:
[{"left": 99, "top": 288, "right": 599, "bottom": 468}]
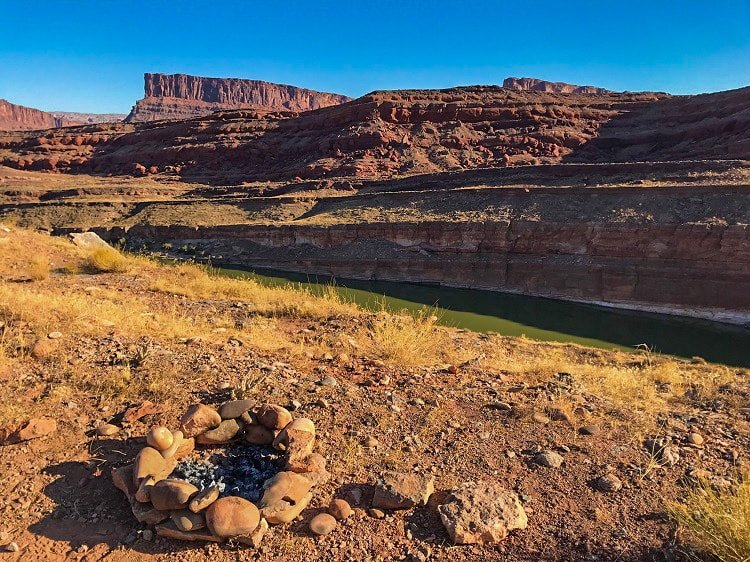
[
  {"left": 503, "top": 77, "right": 611, "bottom": 95},
  {"left": 124, "top": 72, "right": 352, "bottom": 122},
  {"left": 0, "top": 99, "right": 124, "bottom": 131}
]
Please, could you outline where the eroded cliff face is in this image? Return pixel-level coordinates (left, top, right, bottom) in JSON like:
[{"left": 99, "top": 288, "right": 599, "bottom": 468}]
[
  {"left": 0, "top": 99, "right": 76, "bottom": 131},
  {"left": 125, "top": 73, "right": 351, "bottom": 122},
  {"left": 503, "top": 77, "right": 611, "bottom": 95}
]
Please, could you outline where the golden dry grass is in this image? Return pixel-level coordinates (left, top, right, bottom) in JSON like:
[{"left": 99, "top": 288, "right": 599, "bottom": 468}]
[
  {"left": 670, "top": 476, "right": 750, "bottom": 562},
  {"left": 84, "top": 247, "right": 136, "bottom": 273},
  {"left": 365, "top": 306, "right": 449, "bottom": 366},
  {"left": 29, "top": 255, "right": 51, "bottom": 281}
]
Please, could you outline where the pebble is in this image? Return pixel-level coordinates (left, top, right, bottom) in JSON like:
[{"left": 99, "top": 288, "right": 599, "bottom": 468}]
[
  {"left": 6, "top": 543, "right": 19, "bottom": 553},
  {"left": 96, "top": 423, "right": 120, "bottom": 436},
  {"left": 288, "top": 399, "right": 303, "bottom": 411},
  {"left": 368, "top": 508, "right": 385, "bottom": 519},
  {"left": 534, "top": 450, "right": 564, "bottom": 468},
  {"left": 594, "top": 474, "right": 623, "bottom": 493},
  {"left": 687, "top": 432, "right": 704, "bottom": 446},
  {"left": 364, "top": 436, "right": 379, "bottom": 448},
  {"left": 320, "top": 376, "right": 339, "bottom": 387},
  {"left": 47, "top": 331, "right": 63, "bottom": 339},
  {"left": 532, "top": 412, "right": 550, "bottom": 424},
  {"left": 579, "top": 424, "right": 600, "bottom": 435},
  {"left": 328, "top": 499, "right": 353, "bottom": 520},
  {"left": 142, "top": 529, "right": 153, "bottom": 541},
  {"left": 310, "top": 513, "right": 337, "bottom": 535}
]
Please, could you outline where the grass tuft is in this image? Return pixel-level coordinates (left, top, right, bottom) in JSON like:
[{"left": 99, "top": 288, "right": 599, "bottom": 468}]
[
  {"left": 367, "top": 306, "right": 446, "bottom": 366},
  {"left": 669, "top": 476, "right": 750, "bottom": 562},
  {"left": 84, "top": 247, "right": 134, "bottom": 273}
]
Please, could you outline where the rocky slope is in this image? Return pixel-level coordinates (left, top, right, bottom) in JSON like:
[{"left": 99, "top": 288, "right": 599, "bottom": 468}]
[
  {"left": 49, "top": 111, "right": 126, "bottom": 125},
  {"left": 502, "top": 77, "right": 611, "bottom": 94},
  {"left": 125, "top": 73, "right": 351, "bottom": 122}
]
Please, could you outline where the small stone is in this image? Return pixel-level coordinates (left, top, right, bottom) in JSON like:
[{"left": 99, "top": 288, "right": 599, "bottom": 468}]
[
  {"left": 47, "top": 331, "right": 63, "bottom": 339},
  {"left": 219, "top": 399, "right": 254, "bottom": 420},
  {"left": 594, "top": 474, "right": 623, "bottom": 493},
  {"left": 5, "top": 542, "right": 19, "bottom": 552},
  {"left": 123, "top": 400, "right": 163, "bottom": 423},
  {"left": 310, "top": 513, "right": 337, "bottom": 535},
  {"left": 363, "top": 436, "right": 379, "bottom": 448},
  {"left": 368, "top": 508, "right": 385, "bottom": 519},
  {"left": 532, "top": 412, "right": 550, "bottom": 424},
  {"left": 97, "top": 423, "right": 120, "bottom": 437},
  {"left": 372, "top": 471, "right": 435, "bottom": 510},
  {"left": 256, "top": 404, "right": 293, "bottom": 430},
  {"left": 534, "top": 451, "right": 564, "bottom": 468},
  {"left": 328, "top": 499, "right": 352, "bottom": 520},
  {"left": 142, "top": 529, "right": 153, "bottom": 542},
  {"left": 196, "top": 419, "right": 242, "bottom": 445},
  {"left": 16, "top": 417, "right": 57, "bottom": 442},
  {"left": 579, "top": 425, "right": 599, "bottom": 436},
  {"left": 146, "top": 426, "right": 174, "bottom": 451},
  {"left": 149, "top": 479, "right": 199, "bottom": 511},
  {"left": 320, "top": 376, "right": 338, "bottom": 387},
  {"left": 687, "top": 432, "right": 704, "bottom": 446},
  {"left": 171, "top": 509, "right": 206, "bottom": 532},
  {"left": 189, "top": 485, "right": 220, "bottom": 513},
  {"left": 179, "top": 404, "right": 221, "bottom": 438},
  {"left": 288, "top": 399, "right": 303, "bottom": 411},
  {"left": 206, "top": 496, "right": 260, "bottom": 538},
  {"left": 160, "top": 430, "right": 184, "bottom": 459},
  {"left": 548, "top": 408, "right": 573, "bottom": 423}
]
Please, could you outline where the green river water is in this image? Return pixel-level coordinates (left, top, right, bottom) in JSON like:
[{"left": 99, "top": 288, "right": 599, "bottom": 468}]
[{"left": 217, "top": 266, "right": 750, "bottom": 368}]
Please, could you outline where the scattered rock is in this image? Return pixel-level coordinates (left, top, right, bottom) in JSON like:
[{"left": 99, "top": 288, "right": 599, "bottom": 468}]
[
  {"left": 687, "top": 432, "right": 704, "bottom": 446},
  {"left": 368, "top": 508, "right": 385, "bottom": 519},
  {"left": 438, "top": 481, "right": 528, "bottom": 544},
  {"left": 180, "top": 404, "right": 222, "bottom": 437},
  {"left": 47, "top": 331, "right": 63, "bottom": 339},
  {"left": 206, "top": 496, "right": 260, "bottom": 538},
  {"left": 594, "top": 474, "right": 623, "bottom": 493},
  {"left": 5, "top": 542, "right": 19, "bottom": 553},
  {"left": 320, "top": 376, "right": 339, "bottom": 387},
  {"left": 328, "top": 498, "right": 352, "bottom": 520},
  {"left": 534, "top": 450, "right": 563, "bottom": 468},
  {"left": 310, "top": 513, "right": 337, "bottom": 535},
  {"left": 256, "top": 404, "right": 293, "bottom": 430},
  {"left": 149, "top": 479, "right": 199, "bottom": 511},
  {"left": 97, "top": 423, "right": 120, "bottom": 437},
  {"left": 372, "top": 471, "right": 434, "bottom": 510},
  {"left": 123, "top": 401, "right": 164, "bottom": 423},
  {"left": 532, "top": 412, "right": 550, "bottom": 424},
  {"left": 9, "top": 418, "right": 57, "bottom": 443},
  {"left": 146, "top": 426, "right": 174, "bottom": 451},
  {"left": 364, "top": 436, "right": 379, "bottom": 448}
]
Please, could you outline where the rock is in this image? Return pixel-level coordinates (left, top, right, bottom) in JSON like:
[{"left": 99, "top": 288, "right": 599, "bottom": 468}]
[
  {"left": 47, "top": 331, "right": 63, "bottom": 339},
  {"left": 135, "top": 476, "right": 155, "bottom": 502},
  {"left": 206, "top": 496, "right": 260, "bottom": 538},
  {"left": 259, "top": 471, "right": 313, "bottom": 524},
  {"left": 69, "top": 232, "right": 111, "bottom": 251},
  {"left": 256, "top": 404, "right": 293, "bottom": 430},
  {"left": 328, "top": 499, "right": 352, "bottom": 520},
  {"left": 171, "top": 509, "right": 206, "bottom": 532},
  {"left": 146, "top": 426, "right": 174, "bottom": 451},
  {"left": 189, "top": 485, "right": 220, "bottom": 513},
  {"left": 97, "top": 423, "right": 120, "bottom": 437},
  {"left": 123, "top": 400, "right": 164, "bottom": 423},
  {"left": 438, "top": 481, "right": 528, "bottom": 544},
  {"left": 142, "top": 529, "right": 153, "bottom": 541},
  {"left": 133, "top": 447, "right": 175, "bottom": 485},
  {"left": 155, "top": 521, "right": 222, "bottom": 543},
  {"left": 273, "top": 417, "right": 315, "bottom": 466},
  {"left": 160, "top": 430, "right": 184, "bottom": 458},
  {"left": 687, "top": 432, "right": 704, "bottom": 446},
  {"left": 372, "top": 471, "right": 434, "bottom": 510},
  {"left": 579, "top": 424, "right": 600, "bottom": 435},
  {"left": 14, "top": 418, "right": 57, "bottom": 442},
  {"left": 111, "top": 464, "right": 136, "bottom": 500},
  {"left": 5, "top": 543, "right": 19, "bottom": 553},
  {"left": 219, "top": 399, "right": 254, "bottom": 420},
  {"left": 368, "top": 508, "right": 385, "bottom": 519},
  {"left": 237, "top": 517, "right": 268, "bottom": 548},
  {"left": 320, "top": 376, "right": 338, "bottom": 387},
  {"left": 364, "top": 436, "right": 379, "bottom": 448},
  {"left": 594, "top": 474, "right": 623, "bottom": 493},
  {"left": 548, "top": 408, "right": 573, "bottom": 423},
  {"left": 131, "top": 500, "right": 169, "bottom": 525},
  {"left": 288, "top": 452, "right": 330, "bottom": 485},
  {"left": 180, "top": 404, "right": 222, "bottom": 438},
  {"left": 645, "top": 438, "right": 680, "bottom": 466},
  {"left": 172, "top": 436, "right": 195, "bottom": 460},
  {"left": 534, "top": 450, "right": 563, "bottom": 468},
  {"left": 149, "top": 479, "right": 199, "bottom": 511},
  {"left": 532, "top": 412, "right": 550, "bottom": 424},
  {"left": 196, "top": 419, "right": 242, "bottom": 445},
  {"left": 310, "top": 513, "right": 337, "bottom": 535},
  {"left": 245, "top": 424, "right": 276, "bottom": 445}
]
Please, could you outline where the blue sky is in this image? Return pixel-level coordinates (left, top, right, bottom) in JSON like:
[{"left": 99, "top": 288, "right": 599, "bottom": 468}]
[{"left": 1, "top": 0, "right": 749, "bottom": 113}]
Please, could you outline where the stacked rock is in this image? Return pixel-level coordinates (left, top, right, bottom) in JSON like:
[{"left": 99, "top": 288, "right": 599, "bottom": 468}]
[{"left": 111, "top": 401, "right": 329, "bottom": 546}]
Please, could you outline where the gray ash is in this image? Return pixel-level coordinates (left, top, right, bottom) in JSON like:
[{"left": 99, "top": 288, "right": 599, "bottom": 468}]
[{"left": 172, "top": 443, "right": 284, "bottom": 503}]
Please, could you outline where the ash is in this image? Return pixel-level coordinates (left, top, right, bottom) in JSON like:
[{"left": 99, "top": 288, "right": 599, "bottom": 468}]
[{"left": 173, "top": 443, "right": 284, "bottom": 503}]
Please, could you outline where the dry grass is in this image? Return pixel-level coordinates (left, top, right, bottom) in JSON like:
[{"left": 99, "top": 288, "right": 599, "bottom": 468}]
[
  {"left": 29, "top": 255, "right": 50, "bottom": 281},
  {"left": 366, "top": 306, "right": 448, "bottom": 366},
  {"left": 84, "top": 247, "right": 136, "bottom": 273},
  {"left": 670, "top": 476, "right": 750, "bottom": 562}
]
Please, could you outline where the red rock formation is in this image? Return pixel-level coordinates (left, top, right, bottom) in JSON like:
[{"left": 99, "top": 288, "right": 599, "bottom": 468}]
[
  {"left": 503, "top": 77, "right": 611, "bottom": 95},
  {"left": 125, "top": 73, "right": 351, "bottom": 122},
  {"left": 0, "top": 99, "right": 79, "bottom": 131}
]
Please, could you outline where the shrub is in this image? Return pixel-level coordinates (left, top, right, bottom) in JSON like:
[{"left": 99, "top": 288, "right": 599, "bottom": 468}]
[
  {"left": 669, "top": 476, "right": 750, "bottom": 562},
  {"left": 367, "top": 306, "right": 445, "bottom": 366},
  {"left": 84, "top": 248, "right": 132, "bottom": 273},
  {"left": 29, "top": 255, "right": 50, "bottom": 281}
]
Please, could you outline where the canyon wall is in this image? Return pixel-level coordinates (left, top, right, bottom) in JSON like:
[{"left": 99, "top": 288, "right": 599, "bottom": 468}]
[
  {"left": 125, "top": 73, "right": 351, "bottom": 122},
  {"left": 503, "top": 77, "right": 611, "bottom": 94},
  {"left": 80, "top": 216, "right": 750, "bottom": 322},
  {"left": 0, "top": 99, "right": 77, "bottom": 131}
]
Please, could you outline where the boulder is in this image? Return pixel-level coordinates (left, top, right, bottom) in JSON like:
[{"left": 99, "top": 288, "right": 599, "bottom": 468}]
[
  {"left": 219, "top": 399, "right": 255, "bottom": 420},
  {"left": 69, "top": 232, "right": 111, "bottom": 251},
  {"left": 372, "top": 471, "right": 434, "bottom": 510},
  {"left": 259, "top": 471, "right": 313, "bottom": 524},
  {"left": 206, "top": 496, "right": 260, "bottom": 538},
  {"left": 256, "top": 404, "right": 292, "bottom": 430},
  {"left": 438, "top": 481, "right": 528, "bottom": 544},
  {"left": 196, "top": 419, "right": 242, "bottom": 445},
  {"left": 180, "top": 404, "right": 221, "bottom": 437},
  {"left": 150, "top": 479, "right": 199, "bottom": 511},
  {"left": 309, "top": 513, "right": 337, "bottom": 535},
  {"left": 328, "top": 499, "right": 352, "bottom": 520},
  {"left": 133, "top": 447, "right": 174, "bottom": 485}
]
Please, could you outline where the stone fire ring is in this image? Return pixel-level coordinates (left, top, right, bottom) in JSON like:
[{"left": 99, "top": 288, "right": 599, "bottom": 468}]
[{"left": 111, "top": 401, "right": 329, "bottom": 546}]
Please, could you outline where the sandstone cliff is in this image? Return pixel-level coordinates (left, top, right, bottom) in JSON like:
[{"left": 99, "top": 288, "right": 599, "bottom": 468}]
[
  {"left": 125, "top": 73, "right": 351, "bottom": 122},
  {"left": 0, "top": 99, "right": 77, "bottom": 131},
  {"left": 503, "top": 77, "right": 611, "bottom": 94}
]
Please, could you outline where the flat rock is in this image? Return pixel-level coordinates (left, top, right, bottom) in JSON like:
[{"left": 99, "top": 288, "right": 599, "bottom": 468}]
[
  {"left": 196, "top": 419, "right": 242, "bottom": 445},
  {"left": 97, "top": 423, "right": 120, "bottom": 437},
  {"left": 123, "top": 401, "right": 164, "bottom": 423},
  {"left": 259, "top": 471, "right": 313, "bottom": 524},
  {"left": 372, "top": 471, "right": 434, "bottom": 510},
  {"left": 180, "top": 404, "right": 221, "bottom": 438},
  {"left": 131, "top": 500, "right": 169, "bottom": 525},
  {"left": 438, "top": 481, "right": 528, "bottom": 544},
  {"left": 206, "top": 496, "right": 260, "bottom": 538},
  {"left": 156, "top": 521, "right": 222, "bottom": 543},
  {"left": 150, "top": 479, "right": 199, "bottom": 511},
  {"left": 219, "top": 399, "right": 255, "bottom": 420},
  {"left": 189, "top": 485, "right": 220, "bottom": 513},
  {"left": 14, "top": 418, "right": 57, "bottom": 443}
]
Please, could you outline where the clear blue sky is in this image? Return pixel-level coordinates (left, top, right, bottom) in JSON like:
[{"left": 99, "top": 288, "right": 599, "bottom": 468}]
[{"left": 1, "top": 0, "right": 749, "bottom": 113}]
